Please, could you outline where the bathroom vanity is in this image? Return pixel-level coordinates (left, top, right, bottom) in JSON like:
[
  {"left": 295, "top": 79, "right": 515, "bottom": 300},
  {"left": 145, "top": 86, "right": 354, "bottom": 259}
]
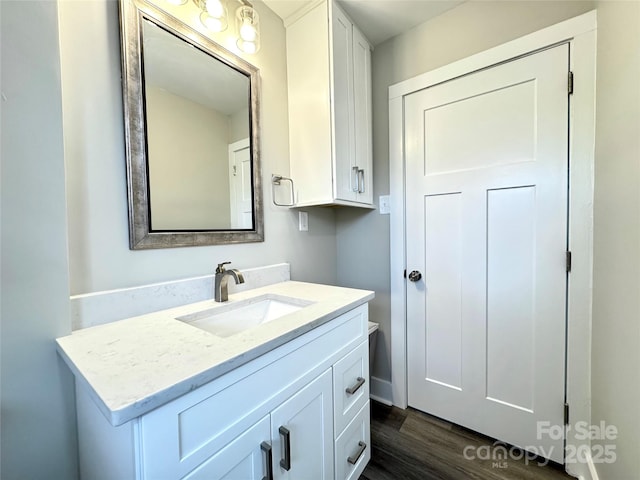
[{"left": 57, "top": 281, "right": 374, "bottom": 480}]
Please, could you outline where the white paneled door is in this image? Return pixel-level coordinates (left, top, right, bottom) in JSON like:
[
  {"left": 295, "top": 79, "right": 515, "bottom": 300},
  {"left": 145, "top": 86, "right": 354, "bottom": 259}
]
[
  {"left": 228, "top": 138, "right": 253, "bottom": 229},
  {"left": 405, "top": 45, "right": 569, "bottom": 463}
]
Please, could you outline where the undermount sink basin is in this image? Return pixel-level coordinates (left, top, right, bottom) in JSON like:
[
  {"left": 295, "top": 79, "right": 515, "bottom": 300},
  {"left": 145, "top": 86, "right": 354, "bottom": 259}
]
[{"left": 177, "top": 294, "right": 314, "bottom": 338}]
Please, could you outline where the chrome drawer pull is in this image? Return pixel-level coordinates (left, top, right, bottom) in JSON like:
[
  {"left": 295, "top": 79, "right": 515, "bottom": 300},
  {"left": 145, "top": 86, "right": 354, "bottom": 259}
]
[
  {"left": 345, "top": 377, "right": 365, "bottom": 395},
  {"left": 352, "top": 166, "right": 360, "bottom": 192},
  {"left": 347, "top": 441, "right": 367, "bottom": 465}
]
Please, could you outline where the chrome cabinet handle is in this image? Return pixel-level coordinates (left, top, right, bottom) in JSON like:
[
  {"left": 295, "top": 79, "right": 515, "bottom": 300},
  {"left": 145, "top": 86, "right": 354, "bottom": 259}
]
[
  {"left": 345, "top": 377, "right": 365, "bottom": 395},
  {"left": 261, "top": 442, "right": 273, "bottom": 480},
  {"left": 347, "top": 441, "right": 367, "bottom": 465},
  {"left": 358, "top": 169, "right": 365, "bottom": 193},
  {"left": 279, "top": 426, "right": 291, "bottom": 471},
  {"left": 408, "top": 270, "right": 422, "bottom": 282},
  {"left": 352, "top": 166, "right": 360, "bottom": 192}
]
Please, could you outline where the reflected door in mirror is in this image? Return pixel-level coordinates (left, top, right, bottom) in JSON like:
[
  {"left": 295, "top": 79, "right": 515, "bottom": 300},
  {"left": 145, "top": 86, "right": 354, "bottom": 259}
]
[{"left": 229, "top": 138, "right": 252, "bottom": 229}]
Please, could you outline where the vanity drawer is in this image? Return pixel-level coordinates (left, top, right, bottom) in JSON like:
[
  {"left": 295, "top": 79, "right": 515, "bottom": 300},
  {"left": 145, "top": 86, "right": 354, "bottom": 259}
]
[
  {"left": 333, "top": 339, "right": 369, "bottom": 435},
  {"left": 335, "top": 401, "right": 371, "bottom": 480}
]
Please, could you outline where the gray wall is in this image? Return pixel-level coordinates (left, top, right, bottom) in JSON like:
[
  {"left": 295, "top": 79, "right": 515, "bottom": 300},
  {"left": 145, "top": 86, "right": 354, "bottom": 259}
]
[
  {"left": 59, "top": 0, "right": 337, "bottom": 296},
  {"left": 1, "top": 1, "right": 79, "bottom": 478},
  {"left": 336, "top": 1, "right": 640, "bottom": 478},
  {"left": 591, "top": 2, "right": 640, "bottom": 478}
]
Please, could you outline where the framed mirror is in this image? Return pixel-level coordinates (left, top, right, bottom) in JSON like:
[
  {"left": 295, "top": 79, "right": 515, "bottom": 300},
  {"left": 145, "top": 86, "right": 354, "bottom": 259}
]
[{"left": 119, "top": 0, "right": 263, "bottom": 249}]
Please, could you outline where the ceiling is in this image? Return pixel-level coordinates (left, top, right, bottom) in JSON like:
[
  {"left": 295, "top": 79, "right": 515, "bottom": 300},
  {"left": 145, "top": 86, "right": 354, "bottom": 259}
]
[{"left": 263, "top": 0, "right": 465, "bottom": 46}]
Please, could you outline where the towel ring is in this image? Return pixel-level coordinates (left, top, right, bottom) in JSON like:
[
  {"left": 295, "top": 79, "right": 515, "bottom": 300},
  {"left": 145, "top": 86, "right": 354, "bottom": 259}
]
[{"left": 271, "top": 174, "right": 295, "bottom": 207}]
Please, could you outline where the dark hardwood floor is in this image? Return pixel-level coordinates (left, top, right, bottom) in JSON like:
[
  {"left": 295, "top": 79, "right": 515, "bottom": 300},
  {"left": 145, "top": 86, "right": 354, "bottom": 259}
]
[{"left": 361, "top": 401, "right": 574, "bottom": 480}]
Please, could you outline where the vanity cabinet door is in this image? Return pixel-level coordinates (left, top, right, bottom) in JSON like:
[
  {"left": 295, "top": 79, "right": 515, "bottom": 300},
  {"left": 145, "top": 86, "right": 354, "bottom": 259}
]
[
  {"left": 329, "top": 1, "right": 373, "bottom": 206},
  {"left": 331, "top": 2, "right": 356, "bottom": 203},
  {"left": 186, "top": 368, "right": 334, "bottom": 480},
  {"left": 181, "top": 415, "right": 271, "bottom": 480},
  {"left": 352, "top": 25, "right": 373, "bottom": 205},
  {"left": 270, "top": 368, "right": 334, "bottom": 479}
]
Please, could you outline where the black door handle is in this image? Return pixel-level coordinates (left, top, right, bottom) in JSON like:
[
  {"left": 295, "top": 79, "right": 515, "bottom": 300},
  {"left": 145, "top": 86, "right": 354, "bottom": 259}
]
[{"left": 408, "top": 270, "right": 422, "bottom": 282}]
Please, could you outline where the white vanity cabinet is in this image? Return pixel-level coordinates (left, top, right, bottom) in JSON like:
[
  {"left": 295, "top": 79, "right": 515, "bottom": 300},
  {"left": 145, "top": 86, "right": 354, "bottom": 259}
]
[
  {"left": 286, "top": 0, "right": 373, "bottom": 208},
  {"left": 75, "top": 303, "right": 371, "bottom": 480},
  {"left": 181, "top": 370, "right": 333, "bottom": 480}
]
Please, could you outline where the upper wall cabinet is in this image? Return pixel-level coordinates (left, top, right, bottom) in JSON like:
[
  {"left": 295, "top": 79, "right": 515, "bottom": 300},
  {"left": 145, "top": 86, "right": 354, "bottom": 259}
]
[{"left": 286, "top": 0, "right": 373, "bottom": 208}]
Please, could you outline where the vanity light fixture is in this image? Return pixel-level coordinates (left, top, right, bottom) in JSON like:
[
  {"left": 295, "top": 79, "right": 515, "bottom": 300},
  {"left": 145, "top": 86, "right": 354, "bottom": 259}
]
[
  {"left": 235, "top": 2, "right": 260, "bottom": 54},
  {"left": 165, "top": 0, "right": 188, "bottom": 5},
  {"left": 190, "top": 0, "right": 260, "bottom": 53}
]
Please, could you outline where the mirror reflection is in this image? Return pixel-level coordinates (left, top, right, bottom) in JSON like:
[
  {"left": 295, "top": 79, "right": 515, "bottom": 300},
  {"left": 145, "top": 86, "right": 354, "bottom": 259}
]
[{"left": 142, "top": 19, "right": 253, "bottom": 231}]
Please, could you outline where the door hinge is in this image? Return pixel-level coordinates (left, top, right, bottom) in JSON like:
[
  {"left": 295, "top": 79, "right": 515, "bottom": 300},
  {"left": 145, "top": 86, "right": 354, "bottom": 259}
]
[
  {"left": 566, "top": 251, "right": 572, "bottom": 273},
  {"left": 564, "top": 403, "right": 570, "bottom": 425},
  {"left": 568, "top": 71, "right": 574, "bottom": 95},
  {"left": 403, "top": 269, "right": 407, "bottom": 278}
]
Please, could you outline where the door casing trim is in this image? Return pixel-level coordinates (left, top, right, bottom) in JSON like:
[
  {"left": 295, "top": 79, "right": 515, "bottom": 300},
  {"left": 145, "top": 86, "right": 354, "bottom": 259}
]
[{"left": 389, "top": 10, "right": 596, "bottom": 479}]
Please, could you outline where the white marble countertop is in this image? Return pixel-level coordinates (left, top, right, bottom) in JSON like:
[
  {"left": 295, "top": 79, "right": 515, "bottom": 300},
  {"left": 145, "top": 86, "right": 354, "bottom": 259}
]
[{"left": 56, "top": 281, "right": 374, "bottom": 426}]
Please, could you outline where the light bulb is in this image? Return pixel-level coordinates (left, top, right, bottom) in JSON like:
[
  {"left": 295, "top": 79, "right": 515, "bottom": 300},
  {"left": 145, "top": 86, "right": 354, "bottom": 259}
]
[
  {"left": 240, "top": 20, "right": 256, "bottom": 42},
  {"left": 200, "top": 12, "right": 227, "bottom": 32},
  {"left": 239, "top": 40, "right": 256, "bottom": 54},
  {"left": 205, "top": 0, "right": 224, "bottom": 18},
  {"left": 235, "top": 6, "right": 259, "bottom": 53}
]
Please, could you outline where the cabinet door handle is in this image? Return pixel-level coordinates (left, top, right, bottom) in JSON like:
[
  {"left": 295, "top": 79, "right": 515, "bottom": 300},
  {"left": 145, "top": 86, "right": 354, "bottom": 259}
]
[
  {"left": 345, "top": 377, "right": 365, "bottom": 395},
  {"left": 347, "top": 441, "right": 367, "bottom": 465},
  {"left": 358, "top": 169, "right": 365, "bottom": 193},
  {"left": 261, "top": 442, "right": 273, "bottom": 480},
  {"left": 278, "top": 426, "right": 291, "bottom": 471},
  {"left": 352, "top": 166, "right": 360, "bottom": 192}
]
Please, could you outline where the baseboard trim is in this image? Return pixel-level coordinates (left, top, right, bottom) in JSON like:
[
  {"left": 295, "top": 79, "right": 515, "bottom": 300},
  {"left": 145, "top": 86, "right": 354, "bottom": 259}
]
[
  {"left": 369, "top": 376, "right": 393, "bottom": 405},
  {"left": 565, "top": 448, "right": 600, "bottom": 480},
  {"left": 585, "top": 451, "right": 600, "bottom": 480}
]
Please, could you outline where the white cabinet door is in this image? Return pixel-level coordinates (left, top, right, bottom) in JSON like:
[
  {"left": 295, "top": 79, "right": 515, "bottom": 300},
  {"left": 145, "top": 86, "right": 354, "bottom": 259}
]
[
  {"left": 351, "top": 25, "right": 372, "bottom": 205},
  {"left": 182, "top": 415, "right": 271, "bottom": 480},
  {"left": 331, "top": 3, "right": 356, "bottom": 203},
  {"left": 270, "top": 368, "right": 334, "bottom": 479}
]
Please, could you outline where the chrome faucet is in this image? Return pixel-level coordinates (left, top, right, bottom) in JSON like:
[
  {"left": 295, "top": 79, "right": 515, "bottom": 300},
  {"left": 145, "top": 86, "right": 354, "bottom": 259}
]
[{"left": 214, "top": 262, "right": 245, "bottom": 302}]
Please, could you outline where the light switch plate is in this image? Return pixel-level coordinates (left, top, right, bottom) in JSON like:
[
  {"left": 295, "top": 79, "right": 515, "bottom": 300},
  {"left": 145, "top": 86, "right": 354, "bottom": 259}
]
[
  {"left": 298, "top": 211, "right": 309, "bottom": 231},
  {"left": 379, "top": 195, "right": 390, "bottom": 215}
]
